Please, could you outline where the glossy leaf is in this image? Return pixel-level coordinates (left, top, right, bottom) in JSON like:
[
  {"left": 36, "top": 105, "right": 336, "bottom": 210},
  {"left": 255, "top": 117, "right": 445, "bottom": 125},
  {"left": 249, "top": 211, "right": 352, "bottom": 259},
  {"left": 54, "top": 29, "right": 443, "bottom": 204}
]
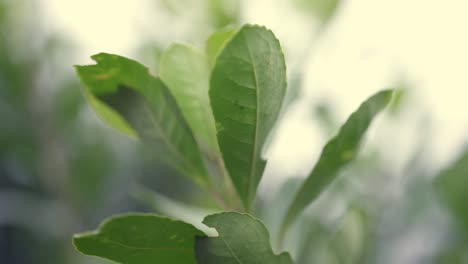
[
  {"left": 206, "top": 26, "right": 238, "bottom": 67},
  {"left": 195, "top": 212, "right": 294, "bottom": 264},
  {"left": 435, "top": 148, "right": 468, "bottom": 232},
  {"left": 160, "top": 43, "right": 218, "bottom": 156},
  {"left": 281, "top": 90, "right": 393, "bottom": 236},
  {"left": 210, "top": 25, "right": 287, "bottom": 210},
  {"left": 73, "top": 214, "right": 205, "bottom": 264},
  {"left": 76, "top": 53, "right": 209, "bottom": 185}
]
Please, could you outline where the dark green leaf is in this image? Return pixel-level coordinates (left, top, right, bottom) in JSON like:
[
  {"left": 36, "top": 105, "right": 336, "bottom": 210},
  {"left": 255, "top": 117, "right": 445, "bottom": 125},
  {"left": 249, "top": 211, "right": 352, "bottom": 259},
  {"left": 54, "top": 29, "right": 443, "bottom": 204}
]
[
  {"left": 195, "top": 212, "right": 294, "bottom": 264},
  {"left": 76, "top": 53, "right": 209, "bottom": 185},
  {"left": 281, "top": 90, "right": 393, "bottom": 236},
  {"left": 74, "top": 214, "right": 205, "bottom": 264},
  {"left": 435, "top": 148, "right": 468, "bottom": 232},
  {"left": 210, "top": 25, "right": 287, "bottom": 210}
]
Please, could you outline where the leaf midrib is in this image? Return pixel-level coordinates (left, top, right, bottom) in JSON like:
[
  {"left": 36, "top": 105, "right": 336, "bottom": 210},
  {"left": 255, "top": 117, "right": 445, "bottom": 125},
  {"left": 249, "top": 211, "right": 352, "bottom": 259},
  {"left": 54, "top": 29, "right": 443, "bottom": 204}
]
[
  {"left": 96, "top": 236, "right": 194, "bottom": 253},
  {"left": 220, "top": 236, "right": 242, "bottom": 264},
  {"left": 142, "top": 100, "right": 202, "bottom": 180},
  {"left": 244, "top": 32, "right": 261, "bottom": 211}
]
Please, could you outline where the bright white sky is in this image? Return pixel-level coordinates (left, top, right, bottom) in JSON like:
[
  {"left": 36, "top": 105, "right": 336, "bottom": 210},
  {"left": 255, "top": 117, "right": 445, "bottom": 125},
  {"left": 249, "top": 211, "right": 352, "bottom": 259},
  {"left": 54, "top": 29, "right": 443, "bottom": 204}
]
[{"left": 45, "top": 0, "right": 468, "bottom": 182}]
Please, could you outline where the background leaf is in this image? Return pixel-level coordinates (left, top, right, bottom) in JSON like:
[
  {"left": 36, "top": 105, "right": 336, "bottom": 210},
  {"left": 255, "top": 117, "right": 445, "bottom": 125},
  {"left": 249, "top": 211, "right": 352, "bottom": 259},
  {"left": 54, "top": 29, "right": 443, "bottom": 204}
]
[
  {"left": 210, "top": 25, "right": 287, "bottom": 211},
  {"left": 132, "top": 184, "right": 219, "bottom": 236},
  {"left": 76, "top": 53, "right": 209, "bottom": 186},
  {"left": 195, "top": 212, "right": 294, "bottom": 264},
  {"left": 434, "top": 148, "right": 468, "bottom": 233},
  {"left": 281, "top": 90, "right": 393, "bottom": 236},
  {"left": 73, "top": 214, "right": 205, "bottom": 264}
]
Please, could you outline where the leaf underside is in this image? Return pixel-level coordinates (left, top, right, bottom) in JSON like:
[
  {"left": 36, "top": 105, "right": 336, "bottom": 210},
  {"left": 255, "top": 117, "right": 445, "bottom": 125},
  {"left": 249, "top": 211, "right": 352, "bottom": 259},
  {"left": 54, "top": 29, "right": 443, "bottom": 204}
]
[
  {"left": 76, "top": 53, "right": 209, "bottom": 185},
  {"left": 73, "top": 214, "right": 205, "bottom": 264},
  {"left": 210, "top": 24, "right": 287, "bottom": 210},
  {"left": 195, "top": 212, "right": 294, "bottom": 264},
  {"left": 281, "top": 89, "right": 393, "bottom": 235}
]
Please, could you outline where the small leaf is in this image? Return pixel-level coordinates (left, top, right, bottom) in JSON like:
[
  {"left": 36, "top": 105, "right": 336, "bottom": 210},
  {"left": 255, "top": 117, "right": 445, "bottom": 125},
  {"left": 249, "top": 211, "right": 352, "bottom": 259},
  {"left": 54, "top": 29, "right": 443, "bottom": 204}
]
[
  {"left": 160, "top": 43, "right": 218, "bottom": 156},
  {"left": 195, "top": 212, "right": 294, "bottom": 264},
  {"left": 76, "top": 53, "right": 209, "bottom": 185},
  {"left": 281, "top": 90, "right": 393, "bottom": 236},
  {"left": 73, "top": 214, "right": 205, "bottom": 264},
  {"left": 434, "top": 148, "right": 468, "bottom": 232},
  {"left": 210, "top": 25, "right": 287, "bottom": 211},
  {"left": 206, "top": 26, "right": 238, "bottom": 67}
]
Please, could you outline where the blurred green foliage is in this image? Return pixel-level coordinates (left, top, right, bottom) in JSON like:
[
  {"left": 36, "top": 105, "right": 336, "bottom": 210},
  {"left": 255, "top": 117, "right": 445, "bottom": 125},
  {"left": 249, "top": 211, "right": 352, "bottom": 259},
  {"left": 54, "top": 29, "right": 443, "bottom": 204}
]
[
  {"left": 1, "top": 0, "right": 468, "bottom": 263},
  {"left": 435, "top": 148, "right": 468, "bottom": 232}
]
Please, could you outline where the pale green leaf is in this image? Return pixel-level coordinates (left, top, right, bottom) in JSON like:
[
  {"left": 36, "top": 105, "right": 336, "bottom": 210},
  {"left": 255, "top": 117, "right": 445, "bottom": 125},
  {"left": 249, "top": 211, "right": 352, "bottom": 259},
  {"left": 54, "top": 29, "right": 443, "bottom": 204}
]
[
  {"left": 210, "top": 25, "right": 287, "bottom": 211},
  {"left": 73, "top": 214, "right": 205, "bottom": 264},
  {"left": 206, "top": 26, "right": 238, "bottom": 67},
  {"left": 281, "top": 90, "right": 393, "bottom": 236},
  {"left": 160, "top": 43, "right": 218, "bottom": 155},
  {"left": 195, "top": 212, "right": 294, "bottom": 264},
  {"left": 76, "top": 53, "right": 209, "bottom": 185},
  {"left": 159, "top": 44, "right": 241, "bottom": 208}
]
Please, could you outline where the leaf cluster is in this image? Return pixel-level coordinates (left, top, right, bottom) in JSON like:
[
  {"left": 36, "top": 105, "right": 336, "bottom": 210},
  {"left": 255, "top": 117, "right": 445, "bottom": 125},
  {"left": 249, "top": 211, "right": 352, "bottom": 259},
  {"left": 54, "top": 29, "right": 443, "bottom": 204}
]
[{"left": 74, "top": 24, "right": 393, "bottom": 263}]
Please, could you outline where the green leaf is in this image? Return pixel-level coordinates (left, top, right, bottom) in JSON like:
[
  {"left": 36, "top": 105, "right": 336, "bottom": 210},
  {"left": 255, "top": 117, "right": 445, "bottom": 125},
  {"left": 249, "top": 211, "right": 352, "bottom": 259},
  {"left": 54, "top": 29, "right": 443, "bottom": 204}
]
[
  {"left": 76, "top": 53, "right": 209, "bottom": 185},
  {"left": 210, "top": 25, "right": 287, "bottom": 211},
  {"left": 326, "top": 208, "right": 369, "bottom": 264},
  {"left": 206, "top": 27, "right": 238, "bottom": 67},
  {"left": 85, "top": 90, "right": 138, "bottom": 137},
  {"left": 281, "top": 90, "right": 393, "bottom": 236},
  {"left": 159, "top": 43, "right": 218, "bottom": 156},
  {"left": 159, "top": 44, "right": 240, "bottom": 208},
  {"left": 434, "top": 148, "right": 468, "bottom": 232},
  {"left": 195, "top": 212, "right": 294, "bottom": 264},
  {"left": 73, "top": 214, "right": 205, "bottom": 264}
]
